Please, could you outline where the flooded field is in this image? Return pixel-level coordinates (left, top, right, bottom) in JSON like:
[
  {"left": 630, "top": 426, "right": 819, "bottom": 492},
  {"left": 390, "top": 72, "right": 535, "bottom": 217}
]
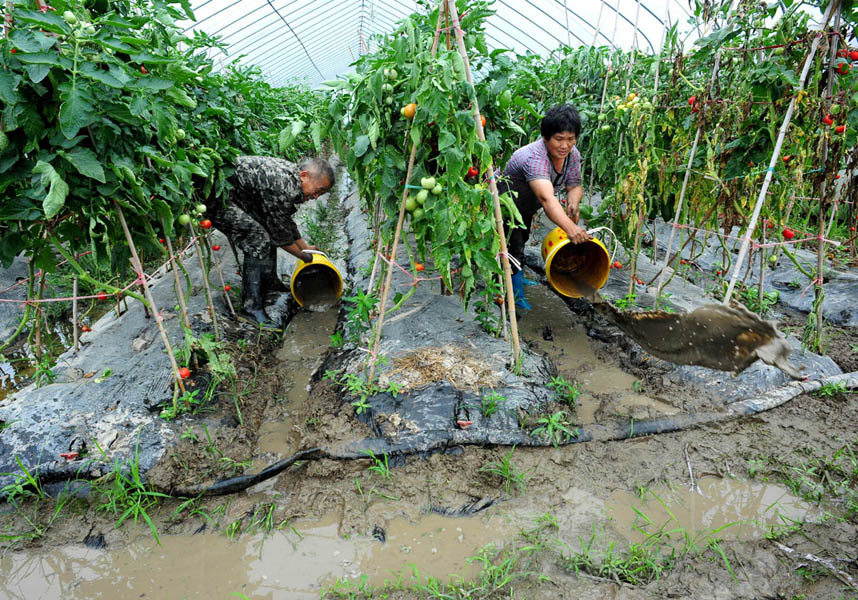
[{"left": 2, "top": 271, "right": 857, "bottom": 600}]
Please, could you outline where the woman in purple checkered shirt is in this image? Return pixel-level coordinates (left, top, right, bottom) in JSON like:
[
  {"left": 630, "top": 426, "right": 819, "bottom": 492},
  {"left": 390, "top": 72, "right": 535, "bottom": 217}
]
[{"left": 497, "top": 104, "right": 590, "bottom": 310}]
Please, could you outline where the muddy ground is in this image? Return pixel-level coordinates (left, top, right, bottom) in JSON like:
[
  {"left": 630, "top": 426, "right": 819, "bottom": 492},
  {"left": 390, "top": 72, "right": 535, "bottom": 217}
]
[{"left": 2, "top": 274, "right": 857, "bottom": 599}]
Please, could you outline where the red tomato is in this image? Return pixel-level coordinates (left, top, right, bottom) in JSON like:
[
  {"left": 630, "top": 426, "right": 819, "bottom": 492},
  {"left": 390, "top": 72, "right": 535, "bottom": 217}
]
[
  {"left": 141, "top": 65, "right": 147, "bottom": 74},
  {"left": 212, "top": 245, "right": 221, "bottom": 251},
  {"left": 415, "top": 263, "right": 424, "bottom": 272},
  {"left": 96, "top": 291, "right": 108, "bottom": 300},
  {"left": 200, "top": 219, "right": 212, "bottom": 229},
  {"left": 612, "top": 261, "right": 622, "bottom": 269},
  {"left": 467, "top": 166, "right": 478, "bottom": 177},
  {"left": 823, "top": 114, "right": 834, "bottom": 126},
  {"left": 782, "top": 228, "right": 795, "bottom": 240},
  {"left": 178, "top": 367, "right": 191, "bottom": 379},
  {"left": 224, "top": 285, "right": 231, "bottom": 291},
  {"left": 836, "top": 125, "right": 846, "bottom": 133}
]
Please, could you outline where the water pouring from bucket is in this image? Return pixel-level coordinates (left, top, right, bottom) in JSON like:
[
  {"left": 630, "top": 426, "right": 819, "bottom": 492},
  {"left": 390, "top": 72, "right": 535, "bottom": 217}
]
[
  {"left": 290, "top": 250, "right": 343, "bottom": 312},
  {"left": 541, "top": 227, "right": 611, "bottom": 299}
]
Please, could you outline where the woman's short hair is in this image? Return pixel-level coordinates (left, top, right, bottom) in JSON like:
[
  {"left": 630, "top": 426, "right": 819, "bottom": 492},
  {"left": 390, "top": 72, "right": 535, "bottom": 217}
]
[{"left": 541, "top": 104, "right": 582, "bottom": 139}]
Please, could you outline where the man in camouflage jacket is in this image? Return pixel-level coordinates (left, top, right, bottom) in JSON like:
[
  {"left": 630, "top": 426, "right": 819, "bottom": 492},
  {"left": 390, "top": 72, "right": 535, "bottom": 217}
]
[{"left": 209, "top": 156, "right": 334, "bottom": 325}]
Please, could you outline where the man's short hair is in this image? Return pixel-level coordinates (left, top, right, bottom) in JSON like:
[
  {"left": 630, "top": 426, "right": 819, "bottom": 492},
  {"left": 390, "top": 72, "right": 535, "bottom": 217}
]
[
  {"left": 541, "top": 104, "right": 582, "bottom": 139},
  {"left": 300, "top": 157, "right": 335, "bottom": 188}
]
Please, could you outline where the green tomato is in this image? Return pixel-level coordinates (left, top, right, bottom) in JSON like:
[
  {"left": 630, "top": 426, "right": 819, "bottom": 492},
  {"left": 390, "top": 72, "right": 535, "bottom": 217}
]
[
  {"left": 176, "top": 128, "right": 186, "bottom": 140},
  {"left": 387, "top": 68, "right": 398, "bottom": 80},
  {"left": 420, "top": 176, "right": 436, "bottom": 190},
  {"left": 405, "top": 196, "right": 417, "bottom": 212},
  {"left": 413, "top": 208, "right": 424, "bottom": 220},
  {"left": 178, "top": 214, "right": 191, "bottom": 226},
  {"left": 416, "top": 189, "right": 429, "bottom": 204},
  {"left": 63, "top": 10, "right": 77, "bottom": 24},
  {"left": 431, "top": 183, "right": 443, "bottom": 195},
  {"left": 400, "top": 106, "right": 407, "bottom": 117},
  {"left": 598, "top": 113, "right": 607, "bottom": 121},
  {"left": 195, "top": 203, "right": 207, "bottom": 214},
  {"left": 831, "top": 104, "right": 841, "bottom": 115},
  {"left": 600, "top": 124, "right": 611, "bottom": 132},
  {"left": 385, "top": 97, "right": 393, "bottom": 105}
]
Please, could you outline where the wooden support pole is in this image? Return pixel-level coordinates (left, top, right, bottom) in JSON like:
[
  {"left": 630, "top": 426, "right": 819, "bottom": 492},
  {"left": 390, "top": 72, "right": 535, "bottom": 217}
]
[
  {"left": 114, "top": 201, "right": 186, "bottom": 395},
  {"left": 723, "top": 3, "right": 836, "bottom": 305},
  {"left": 445, "top": 0, "right": 521, "bottom": 365},
  {"left": 367, "top": 0, "right": 448, "bottom": 384}
]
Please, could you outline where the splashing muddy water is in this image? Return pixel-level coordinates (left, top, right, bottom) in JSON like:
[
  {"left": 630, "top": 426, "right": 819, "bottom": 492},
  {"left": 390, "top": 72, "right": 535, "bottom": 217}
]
[{"left": 517, "top": 277, "right": 676, "bottom": 423}]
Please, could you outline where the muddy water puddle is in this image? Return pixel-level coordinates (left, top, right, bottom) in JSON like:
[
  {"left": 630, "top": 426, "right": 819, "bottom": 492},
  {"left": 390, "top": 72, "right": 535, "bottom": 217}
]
[
  {"left": 607, "top": 477, "right": 820, "bottom": 543},
  {"left": 518, "top": 275, "right": 675, "bottom": 423},
  {"left": 250, "top": 306, "right": 339, "bottom": 471},
  {"left": 0, "top": 512, "right": 513, "bottom": 599}
]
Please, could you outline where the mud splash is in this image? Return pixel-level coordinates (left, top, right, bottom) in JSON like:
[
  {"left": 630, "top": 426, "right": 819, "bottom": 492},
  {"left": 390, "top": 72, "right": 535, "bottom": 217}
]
[{"left": 517, "top": 277, "right": 677, "bottom": 423}]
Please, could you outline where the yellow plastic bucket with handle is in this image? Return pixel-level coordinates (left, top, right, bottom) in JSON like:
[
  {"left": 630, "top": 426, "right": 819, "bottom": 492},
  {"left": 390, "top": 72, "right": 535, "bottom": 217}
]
[
  {"left": 290, "top": 251, "right": 343, "bottom": 308},
  {"left": 541, "top": 227, "right": 610, "bottom": 298}
]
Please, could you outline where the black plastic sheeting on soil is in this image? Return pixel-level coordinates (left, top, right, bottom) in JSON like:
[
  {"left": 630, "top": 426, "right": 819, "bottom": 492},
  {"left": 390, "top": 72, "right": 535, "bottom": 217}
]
[{"left": 2, "top": 169, "right": 850, "bottom": 498}]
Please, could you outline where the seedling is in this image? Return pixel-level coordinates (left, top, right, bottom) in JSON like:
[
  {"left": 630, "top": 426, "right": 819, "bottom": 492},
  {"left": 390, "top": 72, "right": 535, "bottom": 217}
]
[
  {"left": 479, "top": 446, "right": 529, "bottom": 495},
  {"left": 531, "top": 411, "right": 578, "bottom": 447},
  {"left": 363, "top": 450, "right": 391, "bottom": 480},
  {"left": 480, "top": 390, "right": 506, "bottom": 418},
  {"left": 547, "top": 376, "right": 580, "bottom": 406}
]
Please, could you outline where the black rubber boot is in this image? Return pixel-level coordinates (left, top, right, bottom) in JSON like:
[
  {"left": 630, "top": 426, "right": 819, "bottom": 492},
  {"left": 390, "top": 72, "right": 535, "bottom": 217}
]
[
  {"left": 260, "top": 246, "right": 289, "bottom": 295},
  {"left": 240, "top": 257, "right": 275, "bottom": 326}
]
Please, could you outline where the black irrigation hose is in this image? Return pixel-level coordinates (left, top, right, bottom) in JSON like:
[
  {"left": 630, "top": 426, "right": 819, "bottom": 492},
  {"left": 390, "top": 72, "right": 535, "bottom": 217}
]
[{"left": 23, "top": 372, "right": 858, "bottom": 500}]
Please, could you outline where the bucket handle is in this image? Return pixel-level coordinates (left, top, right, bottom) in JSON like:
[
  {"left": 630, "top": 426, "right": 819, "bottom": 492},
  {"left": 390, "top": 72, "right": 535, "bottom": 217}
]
[
  {"left": 303, "top": 249, "right": 329, "bottom": 260},
  {"left": 586, "top": 226, "right": 619, "bottom": 265}
]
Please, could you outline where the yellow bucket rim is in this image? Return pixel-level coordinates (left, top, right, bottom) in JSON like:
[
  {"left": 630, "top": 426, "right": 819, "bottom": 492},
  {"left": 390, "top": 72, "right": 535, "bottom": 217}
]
[
  {"left": 290, "top": 251, "right": 344, "bottom": 307},
  {"left": 541, "top": 227, "right": 610, "bottom": 298}
]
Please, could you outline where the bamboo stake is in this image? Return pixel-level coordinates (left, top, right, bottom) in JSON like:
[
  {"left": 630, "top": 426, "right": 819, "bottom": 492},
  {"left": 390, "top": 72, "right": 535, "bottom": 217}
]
[
  {"left": 203, "top": 235, "right": 236, "bottom": 317},
  {"left": 114, "top": 201, "right": 186, "bottom": 394},
  {"left": 161, "top": 221, "right": 192, "bottom": 330},
  {"left": 72, "top": 276, "right": 79, "bottom": 353},
  {"left": 445, "top": 0, "right": 521, "bottom": 365},
  {"left": 367, "top": 1, "right": 448, "bottom": 384},
  {"left": 187, "top": 224, "right": 220, "bottom": 338},
  {"left": 813, "top": 5, "right": 842, "bottom": 349},
  {"left": 723, "top": 3, "right": 835, "bottom": 305}
]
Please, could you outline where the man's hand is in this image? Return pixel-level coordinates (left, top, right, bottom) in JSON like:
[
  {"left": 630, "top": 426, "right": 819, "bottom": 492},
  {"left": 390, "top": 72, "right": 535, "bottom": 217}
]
[
  {"left": 564, "top": 223, "right": 590, "bottom": 244},
  {"left": 299, "top": 251, "right": 314, "bottom": 263}
]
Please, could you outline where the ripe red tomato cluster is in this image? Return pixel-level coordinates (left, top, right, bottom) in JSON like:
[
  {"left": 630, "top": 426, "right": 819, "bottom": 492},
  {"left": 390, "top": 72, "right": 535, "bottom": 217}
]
[{"left": 688, "top": 95, "right": 701, "bottom": 113}]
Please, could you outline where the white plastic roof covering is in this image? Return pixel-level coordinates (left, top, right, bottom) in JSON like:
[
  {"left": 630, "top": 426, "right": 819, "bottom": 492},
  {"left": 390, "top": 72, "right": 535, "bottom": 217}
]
[{"left": 183, "top": 1, "right": 696, "bottom": 87}]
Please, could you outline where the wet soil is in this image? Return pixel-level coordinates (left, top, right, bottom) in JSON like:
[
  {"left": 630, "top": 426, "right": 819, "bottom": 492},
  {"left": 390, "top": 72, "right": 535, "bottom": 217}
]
[{"left": 2, "top": 283, "right": 858, "bottom": 599}]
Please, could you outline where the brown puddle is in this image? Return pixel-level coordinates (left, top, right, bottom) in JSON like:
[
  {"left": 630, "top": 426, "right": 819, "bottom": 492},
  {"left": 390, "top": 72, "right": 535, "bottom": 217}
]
[
  {"left": 517, "top": 275, "right": 675, "bottom": 423},
  {"left": 0, "top": 512, "right": 513, "bottom": 599},
  {"left": 251, "top": 306, "right": 339, "bottom": 471},
  {"left": 606, "top": 477, "right": 820, "bottom": 543}
]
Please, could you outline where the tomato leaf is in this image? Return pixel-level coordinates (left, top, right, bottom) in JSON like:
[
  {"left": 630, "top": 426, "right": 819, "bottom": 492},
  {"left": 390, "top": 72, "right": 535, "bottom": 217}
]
[
  {"left": 353, "top": 135, "right": 370, "bottom": 158},
  {"left": 33, "top": 161, "right": 69, "bottom": 219},
  {"left": 80, "top": 62, "right": 125, "bottom": 88},
  {"left": 60, "top": 147, "right": 106, "bottom": 183},
  {"left": 177, "top": 0, "right": 196, "bottom": 20},
  {"left": 9, "top": 29, "right": 56, "bottom": 53},
  {"left": 58, "top": 81, "right": 96, "bottom": 139},
  {"left": 11, "top": 8, "right": 70, "bottom": 35},
  {"left": 0, "top": 72, "right": 21, "bottom": 104},
  {"left": 23, "top": 63, "right": 51, "bottom": 84}
]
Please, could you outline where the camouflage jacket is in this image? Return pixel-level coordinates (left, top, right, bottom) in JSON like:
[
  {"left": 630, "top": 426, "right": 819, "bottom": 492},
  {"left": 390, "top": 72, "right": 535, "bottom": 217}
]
[{"left": 228, "top": 155, "right": 304, "bottom": 246}]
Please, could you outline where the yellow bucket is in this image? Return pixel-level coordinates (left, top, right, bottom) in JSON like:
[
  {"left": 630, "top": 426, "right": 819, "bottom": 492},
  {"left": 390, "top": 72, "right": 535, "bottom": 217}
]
[
  {"left": 541, "top": 227, "right": 610, "bottom": 298},
  {"left": 290, "top": 251, "right": 343, "bottom": 308}
]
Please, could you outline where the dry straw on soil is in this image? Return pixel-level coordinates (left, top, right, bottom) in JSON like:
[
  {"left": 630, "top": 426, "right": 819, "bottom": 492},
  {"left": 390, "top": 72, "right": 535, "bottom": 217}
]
[{"left": 381, "top": 344, "right": 501, "bottom": 392}]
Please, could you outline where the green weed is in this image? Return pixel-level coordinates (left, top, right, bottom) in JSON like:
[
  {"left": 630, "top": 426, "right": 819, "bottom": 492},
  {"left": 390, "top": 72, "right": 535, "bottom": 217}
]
[
  {"left": 479, "top": 446, "right": 530, "bottom": 495},
  {"left": 547, "top": 375, "right": 580, "bottom": 406},
  {"left": 480, "top": 389, "right": 506, "bottom": 418},
  {"left": 531, "top": 411, "right": 578, "bottom": 447}
]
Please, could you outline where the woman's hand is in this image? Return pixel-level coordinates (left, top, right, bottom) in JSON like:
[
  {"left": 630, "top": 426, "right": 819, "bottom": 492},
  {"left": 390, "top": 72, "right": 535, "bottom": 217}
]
[{"left": 564, "top": 222, "right": 590, "bottom": 244}]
